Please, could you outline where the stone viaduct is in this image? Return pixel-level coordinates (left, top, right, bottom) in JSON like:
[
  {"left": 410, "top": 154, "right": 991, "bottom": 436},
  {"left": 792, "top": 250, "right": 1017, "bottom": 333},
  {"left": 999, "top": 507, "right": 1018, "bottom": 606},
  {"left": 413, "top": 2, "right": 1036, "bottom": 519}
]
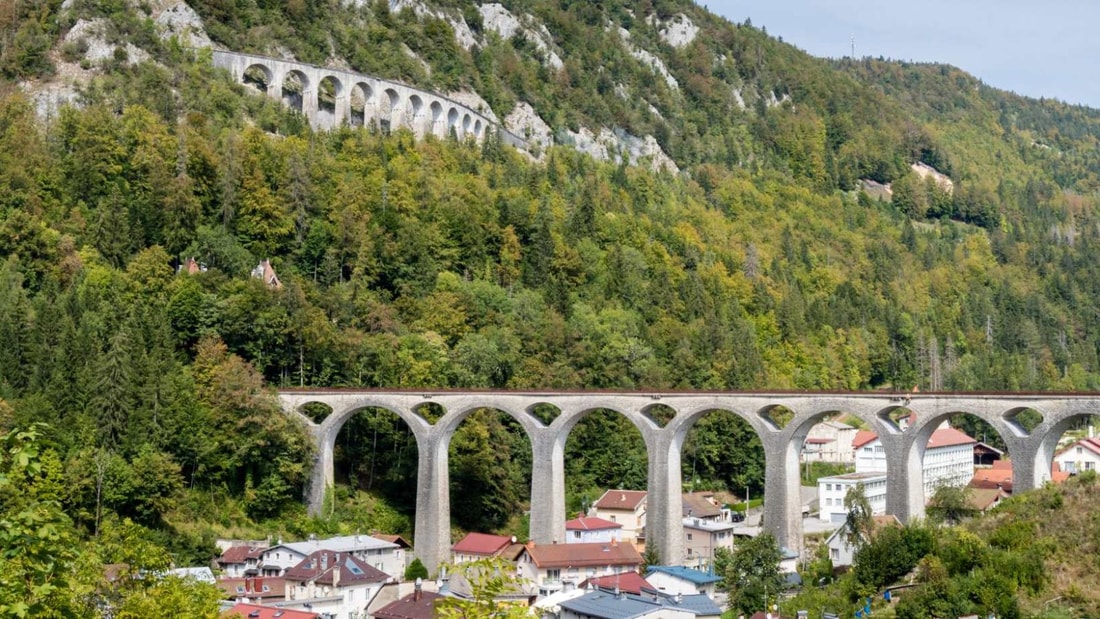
[
  {"left": 211, "top": 50, "right": 526, "bottom": 148},
  {"left": 276, "top": 390, "right": 1099, "bottom": 575}
]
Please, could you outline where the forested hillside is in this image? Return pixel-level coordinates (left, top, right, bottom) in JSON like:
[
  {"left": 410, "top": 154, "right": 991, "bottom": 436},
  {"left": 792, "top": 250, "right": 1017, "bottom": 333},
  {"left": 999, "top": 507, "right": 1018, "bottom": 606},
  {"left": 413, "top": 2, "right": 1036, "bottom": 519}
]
[{"left": 4, "top": 0, "right": 1100, "bottom": 614}]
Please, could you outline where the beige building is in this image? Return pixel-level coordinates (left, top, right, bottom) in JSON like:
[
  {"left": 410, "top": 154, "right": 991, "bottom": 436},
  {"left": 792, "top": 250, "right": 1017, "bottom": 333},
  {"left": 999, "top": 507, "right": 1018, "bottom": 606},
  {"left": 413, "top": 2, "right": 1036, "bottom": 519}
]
[
  {"left": 802, "top": 420, "right": 858, "bottom": 464},
  {"left": 590, "top": 489, "right": 647, "bottom": 545}
]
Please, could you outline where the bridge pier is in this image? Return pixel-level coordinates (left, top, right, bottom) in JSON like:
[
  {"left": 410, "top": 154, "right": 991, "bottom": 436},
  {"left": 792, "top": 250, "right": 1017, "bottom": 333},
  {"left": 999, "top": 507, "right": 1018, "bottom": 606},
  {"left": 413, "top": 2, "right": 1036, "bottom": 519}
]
[
  {"left": 762, "top": 438, "right": 802, "bottom": 553},
  {"left": 305, "top": 424, "right": 334, "bottom": 515},
  {"left": 414, "top": 429, "right": 451, "bottom": 576},
  {"left": 528, "top": 429, "right": 566, "bottom": 545},
  {"left": 647, "top": 430, "right": 683, "bottom": 566}
]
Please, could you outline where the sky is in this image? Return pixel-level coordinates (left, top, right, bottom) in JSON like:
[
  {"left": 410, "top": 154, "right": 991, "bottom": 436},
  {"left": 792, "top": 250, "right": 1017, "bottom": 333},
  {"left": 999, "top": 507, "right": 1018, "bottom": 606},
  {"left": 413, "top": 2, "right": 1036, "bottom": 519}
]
[{"left": 702, "top": 1, "right": 1100, "bottom": 108}]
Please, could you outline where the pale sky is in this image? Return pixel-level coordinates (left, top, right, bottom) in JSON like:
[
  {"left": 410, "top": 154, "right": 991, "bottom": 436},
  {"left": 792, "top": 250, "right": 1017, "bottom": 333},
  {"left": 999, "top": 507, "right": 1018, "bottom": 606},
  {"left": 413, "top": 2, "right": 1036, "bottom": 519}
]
[{"left": 702, "top": 1, "right": 1100, "bottom": 108}]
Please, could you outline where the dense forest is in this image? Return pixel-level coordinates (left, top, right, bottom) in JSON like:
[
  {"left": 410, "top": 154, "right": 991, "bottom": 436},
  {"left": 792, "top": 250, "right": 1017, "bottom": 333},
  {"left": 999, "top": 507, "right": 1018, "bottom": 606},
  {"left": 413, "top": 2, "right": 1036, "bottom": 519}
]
[{"left": 4, "top": 0, "right": 1100, "bottom": 615}]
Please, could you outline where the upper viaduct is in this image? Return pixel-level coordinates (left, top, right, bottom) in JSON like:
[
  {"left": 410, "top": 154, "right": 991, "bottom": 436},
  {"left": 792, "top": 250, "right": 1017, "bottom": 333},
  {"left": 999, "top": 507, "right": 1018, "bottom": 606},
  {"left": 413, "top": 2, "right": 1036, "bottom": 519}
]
[
  {"left": 210, "top": 50, "right": 526, "bottom": 148},
  {"left": 276, "top": 389, "right": 1099, "bottom": 575}
]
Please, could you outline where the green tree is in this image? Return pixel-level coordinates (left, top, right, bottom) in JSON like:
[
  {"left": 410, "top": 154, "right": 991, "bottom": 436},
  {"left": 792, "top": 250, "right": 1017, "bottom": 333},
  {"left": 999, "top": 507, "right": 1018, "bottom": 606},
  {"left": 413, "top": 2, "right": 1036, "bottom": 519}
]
[
  {"left": 716, "top": 532, "right": 785, "bottom": 617},
  {"left": 405, "top": 557, "right": 429, "bottom": 581},
  {"left": 436, "top": 558, "right": 531, "bottom": 619},
  {"left": 926, "top": 484, "right": 977, "bottom": 525},
  {"left": 844, "top": 482, "right": 873, "bottom": 546}
]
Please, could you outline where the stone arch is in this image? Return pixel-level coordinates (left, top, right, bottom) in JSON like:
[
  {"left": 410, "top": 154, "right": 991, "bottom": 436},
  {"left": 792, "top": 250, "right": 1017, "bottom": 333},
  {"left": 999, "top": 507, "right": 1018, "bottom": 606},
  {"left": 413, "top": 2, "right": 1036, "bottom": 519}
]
[
  {"left": 406, "top": 94, "right": 425, "bottom": 133},
  {"left": 461, "top": 113, "right": 473, "bottom": 139},
  {"left": 446, "top": 107, "right": 460, "bottom": 138},
  {"left": 381, "top": 88, "right": 401, "bottom": 132},
  {"left": 243, "top": 63, "right": 274, "bottom": 93},
  {"left": 1030, "top": 403, "right": 1091, "bottom": 486},
  {"left": 900, "top": 407, "right": 1014, "bottom": 519},
  {"left": 473, "top": 119, "right": 484, "bottom": 142},
  {"left": 429, "top": 101, "right": 445, "bottom": 137},
  {"left": 281, "top": 69, "right": 310, "bottom": 112},
  {"left": 317, "top": 75, "right": 344, "bottom": 128},
  {"left": 526, "top": 402, "right": 561, "bottom": 426},
  {"left": 350, "top": 82, "right": 374, "bottom": 127},
  {"left": 319, "top": 398, "right": 430, "bottom": 442},
  {"left": 435, "top": 401, "right": 541, "bottom": 446}
]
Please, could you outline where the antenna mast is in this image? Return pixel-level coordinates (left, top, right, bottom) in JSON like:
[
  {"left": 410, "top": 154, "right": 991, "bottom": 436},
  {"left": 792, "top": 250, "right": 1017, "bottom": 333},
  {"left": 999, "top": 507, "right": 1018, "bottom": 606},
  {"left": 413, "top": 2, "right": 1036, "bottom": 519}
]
[{"left": 850, "top": 36, "right": 855, "bottom": 59}]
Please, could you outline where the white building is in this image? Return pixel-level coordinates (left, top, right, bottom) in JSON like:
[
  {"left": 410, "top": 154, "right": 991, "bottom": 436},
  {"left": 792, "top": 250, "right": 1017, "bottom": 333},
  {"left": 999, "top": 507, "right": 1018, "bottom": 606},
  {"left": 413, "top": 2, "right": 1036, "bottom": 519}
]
[
  {"left": 802, "top": 420, "right": 859, "bottom": 463},
  {"left": 259, "top": 535, "right": 402, "bottom": 579},
  {"left": 854, "top": 425, "right": 976, "bottom": 497},
  {"left": 817, "top": 472, "right": 887, "bottom": 523},
  {"left": 1054, "top": 437, "right": 1100, "bottom": 474},
  {"left": 565, "top": 516, "right": 623, "bottom": 544}
]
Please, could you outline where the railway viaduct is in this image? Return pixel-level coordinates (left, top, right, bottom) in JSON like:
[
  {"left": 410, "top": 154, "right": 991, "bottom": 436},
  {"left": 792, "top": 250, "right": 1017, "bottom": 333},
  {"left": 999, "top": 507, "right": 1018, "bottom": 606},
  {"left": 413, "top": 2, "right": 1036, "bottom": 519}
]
[
  {"left": 211, "top": 50, "right": 526, "bottom": 148},
  {"left": 276, "top": 390, "right": 1098, "bottom": 575}
]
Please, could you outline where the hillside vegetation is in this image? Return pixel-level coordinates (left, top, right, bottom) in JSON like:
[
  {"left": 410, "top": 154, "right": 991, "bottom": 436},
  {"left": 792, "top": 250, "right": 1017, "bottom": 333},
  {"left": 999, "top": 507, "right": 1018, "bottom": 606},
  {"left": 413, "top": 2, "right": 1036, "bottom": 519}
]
[{"left": 3, "top": 0, "right": 1100, "bottom": 615}]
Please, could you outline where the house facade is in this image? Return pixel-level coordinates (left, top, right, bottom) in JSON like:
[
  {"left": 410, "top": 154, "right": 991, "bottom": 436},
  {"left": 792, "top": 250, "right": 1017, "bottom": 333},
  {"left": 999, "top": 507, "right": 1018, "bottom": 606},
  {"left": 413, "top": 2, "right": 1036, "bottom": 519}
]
[
  {"left": 1054, "top": 437, "right": 1100, "bottom": 474},
  {"left": 802, "top": 420, "right": 858, "bottom": 464},
  {"left": 259, "top": 535, "right": 402, "bottom": 579},
  {"left": 566, "top": 516, "right": 623, "bottom": 544},
  {"left": 590, "top": 490, "right": 647, "bottom": 545},
  {"left": 682, "top": 518, "right": 734, "bottom": 570},
  {"left": 645, "top": 566, "right": 721, "bottom": 598},
  {"left": 281, "top": 550, "right": 392, "bottom": 619},
  {"left": 217, "top": 544, "right": 267, "bottom": 577},
  {"left": 515, "top": 541, "right": 642, "bottom": 596},
  {"left": 817, "top": 472, "right": 888, "bottom": 523},
  {"left": 823, "top": 515, "right": 901, "bottom": 568}
]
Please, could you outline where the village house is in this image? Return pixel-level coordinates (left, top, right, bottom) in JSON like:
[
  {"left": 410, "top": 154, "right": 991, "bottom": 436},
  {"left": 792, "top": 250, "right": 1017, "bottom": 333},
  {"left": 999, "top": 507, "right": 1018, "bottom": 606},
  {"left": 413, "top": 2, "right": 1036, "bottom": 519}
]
[
  {"left": 681, "top": 492, "right": 726, "bottom": 522},
  {"left": 279, "top": 550, "right": 392, "bottom": 618},
  {"left": 802, "top": 420, "right": 858, "bottom": 463},
  {"left": 816, "top": 472, "right": 888, "bottom": 523},
  {"left": 515, "top": 540, "right": 643, "bottom": 596},
  {"left": 590, "top": 490, "right": 647, "bottom": 546},
  {"left": 451, "top": 532, "right": 524, "bottom": 564},
  {"left": 1054, "top": 436, "right": 1100, "bottom": 475},
  {"left": 644, "top": 566, "right": 721, "bottom": 598},
  {"left": 217, "top": 576, "right": 287, "bottom": 605},
  {"left": 682, "top": 517, "right": 735, "bottom": 570},
  {"left": 566, "top": 515, "right": 623, "bottom": 544},
  {"left": 251, "top": 259, "right": 283, "bottom": 289},
  {"left": 258, "top": 534, "right": 403, "bottom": 579},
  {"left": 824, "top": 514, "right": 902, "bottom": 568},
  {"left": 217, "top": 544, "right": 268, "bottom": 578}
]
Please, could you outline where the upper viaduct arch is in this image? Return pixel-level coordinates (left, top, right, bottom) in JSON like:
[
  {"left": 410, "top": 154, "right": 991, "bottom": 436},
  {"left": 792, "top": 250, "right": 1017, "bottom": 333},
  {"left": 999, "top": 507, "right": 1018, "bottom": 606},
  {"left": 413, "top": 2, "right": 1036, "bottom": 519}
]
[
  {"left": 211, "top": 50, "right": 526, "bottom": 149},
  {"left": 277, "top": 390, "right": 1100, "bottom": 577}
]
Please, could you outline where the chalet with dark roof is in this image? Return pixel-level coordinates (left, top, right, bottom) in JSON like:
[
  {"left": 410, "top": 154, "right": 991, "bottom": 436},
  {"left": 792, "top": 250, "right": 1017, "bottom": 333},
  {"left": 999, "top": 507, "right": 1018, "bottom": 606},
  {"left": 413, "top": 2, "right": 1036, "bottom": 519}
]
[{"left": 281, "top": 551, "right": 392, "bottom": 617}]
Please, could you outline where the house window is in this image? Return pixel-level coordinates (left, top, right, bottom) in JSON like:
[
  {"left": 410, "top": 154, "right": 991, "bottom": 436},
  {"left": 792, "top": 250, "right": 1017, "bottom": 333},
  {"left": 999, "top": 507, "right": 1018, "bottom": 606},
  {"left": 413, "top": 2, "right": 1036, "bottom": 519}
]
[
  {"left": 687, "top": 548, "right": 693, "bottom": 556},
  {"left": 609, "top": 515, "right": 616, "bottom": 522},
  {"left": 687, "top": 533, "right": 693, "bottom": 541},
  {"left": 830, "top": 548, "right": 839, "bottom": 561},
  {"left": 546, "top": 569, "right": 561, "bottom": 582},
  {"left": 1087, "top": 462, "right": 1096, "bottom": 471},
  {"left": 573, "top": 531, "right": 581, "bottom": 539}
]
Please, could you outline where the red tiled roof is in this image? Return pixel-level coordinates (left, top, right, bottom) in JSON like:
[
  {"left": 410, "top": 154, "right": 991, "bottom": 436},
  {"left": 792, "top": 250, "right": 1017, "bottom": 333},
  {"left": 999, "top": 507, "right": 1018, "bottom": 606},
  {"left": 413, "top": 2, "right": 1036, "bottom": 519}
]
[
  {"left": 580, "top": 572, "right": 652, "bottom": 595},
  {"left": 969, "top": 468, "right": 1014, "bottom": 493},
  {"left": 593, "top": 490, "right": 647, "bottom": 510},
  {"left": 805, "top": 438, "right": 832, "bottom": 444},
  {"left": 217, "top": 577, "right": 286, "bottom": 600},
  {"left": 565, "top": 516, "right": 621, "bottom": 531},
  {"left": 1055, "top": 437, "right": 1100, "bottom": 459},
  {"left": 224, "top": 603, "right": 317, "bottom": 619},
  {"left": 373, "top": 590, "right": 442, "bottom": 619},
  {"left": 452, "top": 532, "right": 514, "bottom": 556},
  {"left": 522, "top": 541, "right": 642, "bottom": 568},
  {"left": 852, "top": 430, "right": 878, "bottom": 449},
  {"left": 219, "top": 545, "right": 267, "bottom": 565},
  {"left": 283, "top": 551, "right": 390, "bottom": 587},
  {"left": 853, "top": 428, "right": 975, "bottom": 450},
  {"left": 926, "top": 428, "right": 977, "bottom": 448}
]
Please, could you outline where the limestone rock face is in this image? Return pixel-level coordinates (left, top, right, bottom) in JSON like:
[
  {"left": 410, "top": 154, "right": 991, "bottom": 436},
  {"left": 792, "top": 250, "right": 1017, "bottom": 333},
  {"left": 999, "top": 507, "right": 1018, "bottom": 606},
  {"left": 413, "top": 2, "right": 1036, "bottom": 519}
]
[
  {"left": 155, "top": 2, "right": 213, "bottom": 48},
  {"left": 504, "top": 102, "right": 553, "bottom": 152},
  {"left": 479, "top": 3, "right": 563, "bottom": 70}
]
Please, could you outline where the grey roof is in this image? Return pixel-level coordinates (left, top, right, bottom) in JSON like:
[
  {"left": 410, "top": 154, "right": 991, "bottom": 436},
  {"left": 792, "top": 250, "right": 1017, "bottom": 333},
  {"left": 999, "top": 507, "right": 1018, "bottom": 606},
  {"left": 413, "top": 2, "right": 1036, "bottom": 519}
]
[
  {"left": 682, "top": 518, "right": 734, "bottom": 532},
  {"left": 560, "top": 589, "right": 721, "bottom": 619},
  {"left": 275, "top": 534, "right": 398, "bottom": 557}
]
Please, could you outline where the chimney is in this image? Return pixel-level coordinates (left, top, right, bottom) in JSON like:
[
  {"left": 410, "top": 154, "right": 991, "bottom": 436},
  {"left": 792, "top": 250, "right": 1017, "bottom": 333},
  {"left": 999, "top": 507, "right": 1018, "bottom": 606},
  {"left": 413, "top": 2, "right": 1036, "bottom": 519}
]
[
  {"left": 415, "top": 577, "right": 423, "bottom": 602},
  {"left": 320, "top": 553, "right": 329, "bottom": 571}
]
